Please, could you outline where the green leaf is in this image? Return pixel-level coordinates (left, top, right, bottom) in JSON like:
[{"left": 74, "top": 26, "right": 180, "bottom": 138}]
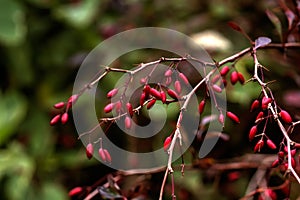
[
  {"left": 54, "top": 0, "right": 100, "bottom": 28},
  {"left": 0, "top": 92, "right": 27, "bottom": 146},
  {"left": 0, "top": 0, "right": 26, "bottom": 45}
]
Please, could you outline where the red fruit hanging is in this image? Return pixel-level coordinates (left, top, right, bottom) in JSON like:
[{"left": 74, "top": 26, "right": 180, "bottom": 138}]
[
  {"left": 50, "top": 114, "right": 61, "bottom": 126},
  {"left": 66, "top": 94, "right": 79, "bottom": 110},
  {"left": 280, "top": 110, "right": 292, "bottom": 124},
  {"left": 107, "top": 88, "right": 118, "bottom": 98},
  {"left": 125, "top": 116, "right": 132, "bottom": 129},
  {"left": 98, "top": 148, "right": 107, "bottom": 162},
  {"left": 160, "top": 91, "right": 166, "bottom": 103},
  {"left": 147, "top": 99, "right": 156, "bottom": 109},
  {"left": 220, "top": 66, "right": 230, "bottom": 76},
  {"left": 230, "top": 71, "right": 239, "bottom": 85},
  {"left": 255, "top": 111, "right": 264, "bottom": 123},
  {"left": 164, "top": 69, "right": 172, "bottom": 77},
  {"left": 53, "top": 102, "right": 65, "bottom": 109},
  {"left": 140, "top": 92, "right": 146, "bottom": 106},
  {"left": 104, "top": 103, "right": 114, "bottom": 113},
  {"left": 103, "top": 149, "right": 112, "bottom": 163},
  {"left": 179, "top": 73, "right": 189, "bottom": 85},
  {"left": 261, "top": 97, "right": 272, "bottom": 109},
  {"left": 126, "top": 103, "right": 133, "bottom": 117},
  {"left": 150, "top": 88, "right": 162, "bottom": 100},
  {"left": 226, "top": 111, "right": 240, "bottom": 123},
  {"left": 212, "top": 84, "right": 222, "bottom": 93},
  {"left": 163, "top": 136, "right": 172, "bottom": 151},
  {"left": 174, "top": 80, "right": 182, "bottom": 94},
  {"left": 61, "top": 112, "right": 69, "bottom": 125},
  {"left": 86, "top": 143, "right": 94, "bottom": 159},
  {"left": 68, "top": 187, "right": 83, "bottom": 197},
  {"left": 167, "top": 89, "right": 178, "bottom": 100},
  {"left": 237, "top": 72, "right": 245, "bottom": 84},
  {"left": 250, "top": 99, "right": 260, "bottom": 112},
  {"left": 254, "top": 140, "right": 264, "bottom": 152},
  {"left": 249, "top": 125, "right": 257, "bottom": 141},
  {"left": 198, "top": 100, "right": 206, "bottom": 114},
  {"left": 266, "top": 139, "right": 277, "bottom": 149}
]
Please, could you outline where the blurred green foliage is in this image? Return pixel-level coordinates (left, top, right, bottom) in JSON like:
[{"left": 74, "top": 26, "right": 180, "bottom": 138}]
[{"left": 0, "top": 0, "right": 299, "bottom": 200}]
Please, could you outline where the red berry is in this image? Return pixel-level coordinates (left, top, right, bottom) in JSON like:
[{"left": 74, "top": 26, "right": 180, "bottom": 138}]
[
  {"left": 50, "top": 114, "right": 61, "bottom": 126},
  {"left": 86, "top": 143, "right": 94, "bottom": 159},
  {"left": 249, "top": 125, "right": 257, "bottom": 141},
  {"left": 266, "top": 139, "right": 277, "bottom": 149},
  {"left": 53, "top": 102, "right": 65, "bottom": 109},
  {"left": 198, "top": 100, "right": 206, "bottom": 114},
  {"left": 255, "top": 111, "right": 264, "bottom": 123},
  {"left": 291, "top": 157, "right": 296, "bottom": 168},
  {"left": 68, "top": 187, "right": 83, "bottom": 197},
  {"left": 212, "top": 84, "right": 222, "bottom": 93},
  {"left": 107, "top": 88, "right": 118, "bottom": 98},
  {"left": 61, "top": 112, "right": 69, "bottom": 125},
  {"left": 104, "top": 103, "right": 114, "bottom": 113},
  {"left": 179, "top": 73, "right": 189, "bottom": 85},
  {"left": 147, "top": 99, "right": 156, "bottom": 109},
  {"left": 262, "top": 97, "right": 272, "bottom": 109},
  {"left": 164, "top": 69, "right": 172, "bottom": 77},
  {"left": 125, "top": 116, "right": 132, "bottom": 129},
  {"left": 220, "top": 66, "right": 230, "bottom": 76},
  {"left": 271, "top": 159, "right": 279, "bottom": 168},
  {"left": 98, "top": 148, "right": 107, "bottom": 162},
  {"left": 237, "top": 72, "right": 245, "bottom": 84},
  {"left": 149, "top": 88, "right": 162, "bottom": 100},
  {"left": 66, "top": 94, "right": 79, "bottom": 110},
  {"left": 143, "top": 84, "right": 151, "bottom": 96},
  {"left": 211, "top": 74, "right": 221, "bottom": 84},
  {"left": 226, "top": 111, "right": 240, "bottom": 123},
  {"left": 140, "top": 92, "right": 146, "bottom": 106},
  {"left": 126, "top": 103, "right": 133, "bottom": 117},
  {"left": 280, "top": 110, "right": 292, "bottom": 124},
  {"left": 163, "top": 136, "right": 172, "bottom": 151},
  {"left": 250, "top": 99, "right": 260, "bottom": 112},
  {"left": 254, "top": 140, "right": 264, "bottom": 152},
  {"left": 165, "top": 77, "right": 172, "bottom": 86},
  {"left": 174, "top": 80, "right": 182, "bottom": 94},
  {"left": 167, "top": 89, "right": 178, "bottom": 99},
  {"left": 103, "top": 149, "right": 112, "bottom": 163},
  {"left": 160, "top": 91, "right": 166, "bottom": 103},
  {"left": 230, "top": 71, "right": 239, "bottom": 85},
  {"left": 291, "top": 149, "right": 297, "bottom": 157}
]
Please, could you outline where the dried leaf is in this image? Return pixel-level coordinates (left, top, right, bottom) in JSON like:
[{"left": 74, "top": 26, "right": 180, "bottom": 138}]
[{"left": 255, "top": 37, "right": 272, "bottom": 49}]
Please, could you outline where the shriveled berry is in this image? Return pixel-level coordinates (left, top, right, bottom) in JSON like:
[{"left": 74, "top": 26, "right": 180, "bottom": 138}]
[
  {"left": 86, "top": 143, "right": 94, "bottom": 159},
  {"left": 254, "top": 140, "right": 264, "bottom": 152},
  {"left": 227, "top": 111, "right": 240, "bottom": 123},
  {"left": 50, "top": 114, "right": 61, "bottom": 126},
  {"left": 266, "top": 139, "right": 277, "bottom": 149},
  {"left": 250, "top": 99, "right": 260, "bottom": 112},
  {"left": 107, "top": 88, "right": 118, "bottom": 98},
  {"left": 174, "top": 80, "right": 182, "bottom": 94},
  {"left": 167, "top": 89, "right": 178, "bottom": 99},
  {"left": 147, "top": 99, "right": 156, "bottom": 109},
  {"left": 125, "top": 116, "right": 132, "bottom": 129},
  {"left": 163, "top": 136, "right": 172, "bottom": 151},
  {"left": 230, "top": 71, "right": 239, "bottom": 85},
  {"left": 280, "top": 110, "right": 292, "bottom": 124},
  {"left": 54, "top": 102, "right": 65, "bottom": 109},
  {"left": 104, "top": 103, "right": 114, "bottom": 113},
  {"left": 198, "top": 100, "right": 206, "bottom": 114},
  {"left": 179, "top": 73, "right": 189, "bottom": 85},
  {"left": 249, "top": 125, "right": 257, "bottom": 141},
  {"left": 61, "top": 112, "right": 69, "bottom": 125},
  {"left": 69, "top": 187, "right": 83, "bottom": 197},
  {"left": 126, "top": 103, "right": 133, "bottom": 117},
  {"left": 220, "top": 66, "right": 230, "bottom": 76}
]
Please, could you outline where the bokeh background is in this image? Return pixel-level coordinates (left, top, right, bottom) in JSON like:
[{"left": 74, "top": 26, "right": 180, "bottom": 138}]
[{"left": 1, "top": 0, "right": 300, "bottom": 199}]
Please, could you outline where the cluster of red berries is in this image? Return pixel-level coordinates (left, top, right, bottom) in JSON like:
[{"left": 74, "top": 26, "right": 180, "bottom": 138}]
[
  {"left": 85, "top": 142, "right": 112, "bottom": 163},
  {"left": 50, "top": 94, "right": 79, "bottom": 126},
  {"left": 271, "top": 146, "right": 300, "bottom": 170}
]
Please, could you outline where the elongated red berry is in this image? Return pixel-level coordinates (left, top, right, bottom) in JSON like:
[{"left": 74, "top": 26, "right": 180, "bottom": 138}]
[
  {"left": 237, "top": 72, "right": 245, "bottom": 84},
  {"left": 230, "top": 71, "right": 239, "bottom": 85},
  {"left": 291, "top": 149, "right": 297, "bottom": 156},
  {"left": 174, "top": 80, "right": 182, "bottom": 94},
  {"left": 212, "top": 84, "right": 222, "bottom": 93},
  {"left": 140, "top": 92, "right": 146, "bottom": 106},
  {"left": 143, "top": 84, "right": 151, "bottom": 96},
  {"left": 103, "top": 149, "right": 112, "bottom": 163},
  {"left": 218, "top": 113, "right": 224, "bottom": 124},
  {"left": 165, "top": 77, "right": 172, "bottom": 86},
  {"left": 179, "top": 73, "right": 189, "bottom": 85},
  {"left": 211, "top": 74, "right": 221, "bottom": 84},
  {"left": 125, "top": 116, "right": 132, "bottom": 129},
  {"left": 126, "top": 103, "right": 133, "bottom": 117},
  {"left": 66, "top": 94, "right": 79, "bottom": 110},
  {"left": 167, "top": 89, "right": 178, "bottom": 99},
  {"left": 163, "top": 136, "right": 172, "bottom": 151},
  {"left": 254, "top": 140, "right": 264, "bottom": 152},
  {"left": 266, "top": 139, "right": 277, "bottom": 149},
  {"left": 61, "top": 112, "right": 69, "bottom": 124},
  {"left": 227, "top": 111, "right": 240, "bottom": 123},
  {"left": 86, "top": 143, "right": 94, "bottom": 159},
  {"left": 160, "top": 91, "right": 166, "bottom": 103},
  {"left": 164, "top": 69, "right": 172, "bottom": 77},
  {"left": 50, "top": 114, "right": 61, "bottom": 126},
  {"left": 107, "top": 88, "right": 118, "bottom": 98},
  {"left": 54, "top": 102, "right": 65, "bottom": 109},
  {"left": 150, "top": 88, "right": 162, "bottom": 100},
  {"left": 104, "top": 103, "right": 114, "bottom": 113},
  {"left": 249, "top": 125, "right": 257, "bottom": 141},
  {"left": 271, "top": 159, "right": 279, "bottom": 168},
  {"left": 147, "top": 99, "right": 156, "bottom": 109},
  {"left": 255, "top": 111, "right": 264, "bottom": 123},
  {"left": 98, "top": 148, "right": 107, "bottom": 162},
  {"left": 250, "top": 99, "right": 260, "bottom": 112},
  {"left": 220, "top": 66, "right": 230, "bottom": 76},
  {"left": 69, "top": 187, "right": 83, "bottom": 197},
  {"left": 198, "top": 100, "right": 206, "bottom": 114},
  {"left": 280, "top": 110, "right": 292, "bottom": 124}
]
